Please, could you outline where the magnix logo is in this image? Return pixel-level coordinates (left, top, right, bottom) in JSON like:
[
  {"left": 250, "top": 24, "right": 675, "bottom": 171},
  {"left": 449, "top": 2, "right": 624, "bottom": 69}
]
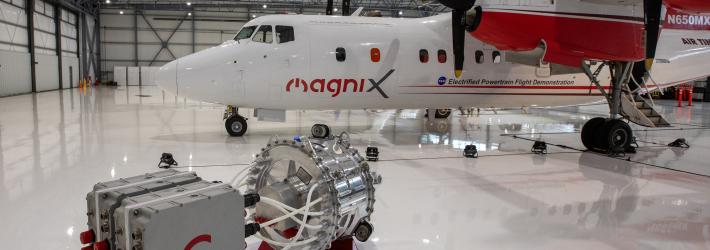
[{"left": 286, "top": 70, "right": 394, "bottom": 98}]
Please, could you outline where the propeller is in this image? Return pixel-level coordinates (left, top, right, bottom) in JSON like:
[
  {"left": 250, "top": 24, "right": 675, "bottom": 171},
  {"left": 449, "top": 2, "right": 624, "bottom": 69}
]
[
  {"left": 643, "top": 0, "right": 663, "bottom": 70},
  {"left": 438, "top": 0, "right": 481, "bottom": 78},
  {"left": 632, "top": 0, "right": 663, "bottom": 87}
]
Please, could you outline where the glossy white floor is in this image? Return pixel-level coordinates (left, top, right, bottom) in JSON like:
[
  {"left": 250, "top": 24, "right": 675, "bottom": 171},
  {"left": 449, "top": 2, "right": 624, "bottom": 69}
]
[{"left": 1, "top": 86, "right": 710, "bottom": 250}]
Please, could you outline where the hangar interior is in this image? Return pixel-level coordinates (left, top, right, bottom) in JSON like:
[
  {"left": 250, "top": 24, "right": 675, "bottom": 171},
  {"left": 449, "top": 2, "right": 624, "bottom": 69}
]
[{"left": 1, "top": 0, "right": 710, "bottom": 250}]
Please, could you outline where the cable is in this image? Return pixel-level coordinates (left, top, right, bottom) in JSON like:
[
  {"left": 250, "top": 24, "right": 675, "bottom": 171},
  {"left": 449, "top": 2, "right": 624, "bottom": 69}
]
[
  {"left": 172, "top": 163, "right": 250, "bottom": 169},
  {"left": 255, "top": 232, "right": 319, "bottom": 248},
  {"left": 285, "top": 183, "right": 320, "bottom": 250},
  {"left": 259, "top": 197, "right": 323, "bottom": 230},
  {"left": 230, "top": 164, "right": 254, "bottom": 187},
  {"left": 259, "top": 197, "right": 323, "bottom": 228}
]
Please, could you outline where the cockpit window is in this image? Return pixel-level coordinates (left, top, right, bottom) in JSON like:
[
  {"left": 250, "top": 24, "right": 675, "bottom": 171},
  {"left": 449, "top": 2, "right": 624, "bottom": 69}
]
[
  {"left": 252, "top": 25, "right": 273, "bottom": 43},
  {"left": 234, "top": 26, "right": 256, "bottom": 41},
  {"left": 275, "top": 26, "right": 295, "bottom": 44}
]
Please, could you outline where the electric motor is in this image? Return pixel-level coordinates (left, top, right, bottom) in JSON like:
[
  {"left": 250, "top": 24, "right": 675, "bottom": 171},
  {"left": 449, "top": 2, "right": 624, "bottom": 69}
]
[{"left": 244, "top": 126, "right": 376, "bottom": 249}]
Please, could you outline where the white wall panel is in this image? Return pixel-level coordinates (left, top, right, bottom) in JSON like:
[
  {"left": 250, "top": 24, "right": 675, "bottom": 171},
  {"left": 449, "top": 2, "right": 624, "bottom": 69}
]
[
  {"left": 103, "top": 44, "right": 134, "bottom": 60},
  {"left": 35, "top": 53, "right": 59, "bottom": 91},
  {"left": 139, "top": 66, "right": 158, "bottom": 86},
  {"left": 127, "top": 66, "right": 139, "bottom": 86},
  {"left": 62, "top": 56, "right": 78, "bottom": 88},
  {"left": 0, "top": 1, "right": 28, "bottom": 52},
  {"left": 113, "top": 66, "right": 126, "bottom": 86},
  {"left": 0, "top": 50, "right": 31, "bottom": 96}
]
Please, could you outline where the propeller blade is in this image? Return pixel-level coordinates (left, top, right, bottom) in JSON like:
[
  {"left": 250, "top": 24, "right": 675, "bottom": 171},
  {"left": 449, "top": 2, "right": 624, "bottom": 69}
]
[
  {"left": 452, "top": 9, "right": 466, "bottom": 78},
  {"left": 644, "top": 0, "right": 662, "bottom": 70}
]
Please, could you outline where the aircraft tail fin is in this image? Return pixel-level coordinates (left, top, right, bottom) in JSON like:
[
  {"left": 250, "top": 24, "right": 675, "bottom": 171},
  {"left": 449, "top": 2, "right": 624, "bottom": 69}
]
[{"left": 645, "top": 7, "right": 710, "bottom": 89}]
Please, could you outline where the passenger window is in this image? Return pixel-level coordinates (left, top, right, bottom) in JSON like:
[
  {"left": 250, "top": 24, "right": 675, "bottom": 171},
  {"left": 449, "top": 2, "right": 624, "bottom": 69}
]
[
  {"left": 275, "top": 25, "right": 295, "bottom": 44},
  {"left": 234, "top": 26, "right": 257, "bottom": 41},
  {"left": 475, "top": 50, "right": 484, "bottom": 64},
  {"left": 419, "top": 49, "right": 429, "bottom": 63},
  {"left": 252, "top": 25, "right": 273, "bottom": 43},
  {"left": 437, "top": 50, "right": 447, "bottom": 63},
  {"left": 492, "top": 51, "right": 501, "bottom": 63}
]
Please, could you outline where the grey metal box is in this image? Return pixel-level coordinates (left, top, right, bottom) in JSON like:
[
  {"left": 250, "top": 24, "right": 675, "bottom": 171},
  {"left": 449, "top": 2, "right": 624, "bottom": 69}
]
[
  {"left": 113, "top": 180, "right": 244, "bottom": 250},
  {"left": 86, "top": 170, "right": 201, "bottom": 245}
]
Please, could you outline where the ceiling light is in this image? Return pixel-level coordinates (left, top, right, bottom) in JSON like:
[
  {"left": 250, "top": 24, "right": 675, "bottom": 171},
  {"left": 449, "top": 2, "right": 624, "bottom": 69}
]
[
  {"left": 186, "top": 2, "right": 191, "bottom": 6},
  {"left": 105, "top": 0, "right": 110, "bottom": 4},
  {"left": 188, "top": 12, "right": 192, "bottom": 16},
  {"left": 252, "top": 14, "right": 256, "bottom": 18},
  {"left": 334, "top": 8, "right": 338, "bottom": 12},
  {"left": 263, "top": 4, "right": 267, "bottom": 8},
  {"left": 119, "top": 10, "right": 124, "bottom": 14},
  {"left": 398, "top": 10, "right": 403, "bottom": 15}
]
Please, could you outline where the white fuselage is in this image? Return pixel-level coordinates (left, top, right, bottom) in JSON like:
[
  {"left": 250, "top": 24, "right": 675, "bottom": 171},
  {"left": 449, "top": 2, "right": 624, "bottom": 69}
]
[{"left": 155, "top": 13, "right": 709, "bottom": 110}]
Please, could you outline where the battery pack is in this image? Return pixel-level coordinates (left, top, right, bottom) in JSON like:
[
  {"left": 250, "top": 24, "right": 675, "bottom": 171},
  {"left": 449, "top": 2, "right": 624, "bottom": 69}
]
[
  {"left": 86, "top": 170, "right": 202, "bottom": 246},
  {"left": 114, "top": 180, "right": 243, "bottom": 250}
]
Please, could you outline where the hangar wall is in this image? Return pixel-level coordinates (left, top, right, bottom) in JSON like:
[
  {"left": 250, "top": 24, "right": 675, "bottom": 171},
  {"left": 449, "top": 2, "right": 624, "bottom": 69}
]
[
  {"left": 100, "top": 9, "right": 247, "bottom": 82},
  {"left": 0, "top": 0, "right": 89, "bottom": 97}
]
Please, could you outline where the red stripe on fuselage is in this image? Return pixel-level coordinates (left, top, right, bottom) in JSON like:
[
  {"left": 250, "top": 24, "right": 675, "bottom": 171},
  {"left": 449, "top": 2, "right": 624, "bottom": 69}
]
[
  {"left": 402, "top": 85, "right": 611, "bottom": 90},
  {"left": 472, "top": 9, "right": 645, "bottom": 66}
]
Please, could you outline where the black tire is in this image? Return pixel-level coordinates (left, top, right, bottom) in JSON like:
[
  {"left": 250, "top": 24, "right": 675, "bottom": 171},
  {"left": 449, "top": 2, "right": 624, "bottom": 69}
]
[
  {"left": 600, "top": 119, "right": 633, "bottom": 152},
  {"left": 225, "top": 115, "right": 247, "bottom": 137},
  {"left": 434, "top": 109, "right": 451, "bottom": 119},
  {"left": 311, "top": 124, "right": 330, "bottom": 138},
  {"left": 581, "top": 117, "right": 606, "bottom": 151}
]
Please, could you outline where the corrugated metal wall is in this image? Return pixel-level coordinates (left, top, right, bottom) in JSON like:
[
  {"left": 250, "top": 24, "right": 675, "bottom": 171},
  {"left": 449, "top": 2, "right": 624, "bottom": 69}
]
[
  {"left": 100, "top": 9, "right": 246, "bottom": 82},
  {"left": 0, "top": 0, "right": 84, "bottom": 97},
  {"left": 0, "top": 0, "right": 31, "bottom": 96}
]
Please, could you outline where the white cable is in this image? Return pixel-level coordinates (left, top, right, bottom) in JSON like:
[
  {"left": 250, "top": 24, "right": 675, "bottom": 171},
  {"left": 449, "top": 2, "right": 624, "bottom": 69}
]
[
  {"left": 285, "top": 183, "right": 320, "bottom": 249},
  {"left": 260, "top": 197, "right": 323, "bottom": 228},
  {"left": 255, "top": 232, "right": 319, "bottom": 247},
  {"left": 261, "top": 197, "right": 325, "bottom": 216},
  {"left": 229, "top": 164, "right": 253, "bottom": 187},
  {"left": 259, "top": 198, "right": 323, "bottom": 229},
  {"left": 260, "top": 197, "right": 325, "bottom": 216}
]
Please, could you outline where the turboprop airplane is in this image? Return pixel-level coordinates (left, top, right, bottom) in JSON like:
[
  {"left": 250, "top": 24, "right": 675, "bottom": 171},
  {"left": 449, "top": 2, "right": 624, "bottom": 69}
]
[{"left": 155, "top": 0, "right": 710, "bottom": 154}]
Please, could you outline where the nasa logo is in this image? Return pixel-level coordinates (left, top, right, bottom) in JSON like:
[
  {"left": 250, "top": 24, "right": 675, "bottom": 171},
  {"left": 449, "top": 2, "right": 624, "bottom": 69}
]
[
  {"left": 286, "top": 70, "right": 394, "bottom": 98},
  {"left": 438, "top": 76, "right": 447, "bottom": 86}
]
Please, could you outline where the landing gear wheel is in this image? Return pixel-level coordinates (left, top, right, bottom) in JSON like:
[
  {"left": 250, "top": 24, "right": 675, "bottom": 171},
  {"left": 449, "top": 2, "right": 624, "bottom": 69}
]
[
  {"left": 225, "top": 115, "right": 247, "bottom": 137},
  {"left": 581, "top": 117, "right": 606, "bottom": 151},
  {"left": 434, "top": 109, "right": 451, "bottom": 119},
  {"left": 600, "top": 119, "right": 633, "bottom": 153}
]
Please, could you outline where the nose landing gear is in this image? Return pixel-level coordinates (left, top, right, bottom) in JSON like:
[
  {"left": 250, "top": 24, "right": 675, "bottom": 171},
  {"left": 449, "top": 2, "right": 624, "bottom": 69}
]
[{"left": 224, "top": 105, "right": 248, "bottom": 137}]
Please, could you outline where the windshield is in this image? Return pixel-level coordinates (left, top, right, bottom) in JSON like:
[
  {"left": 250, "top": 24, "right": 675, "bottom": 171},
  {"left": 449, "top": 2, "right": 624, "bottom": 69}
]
[{"left": 234, "top": 26, "right": 257, "bottom": 40}]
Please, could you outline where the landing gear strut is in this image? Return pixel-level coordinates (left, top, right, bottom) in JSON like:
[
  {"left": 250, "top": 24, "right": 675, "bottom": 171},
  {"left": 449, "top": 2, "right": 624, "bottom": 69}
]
[
  {"left": 224, "top": 105, "right": 248, "bottom": 137},
  {"left": 581, "top": 61, "right": 636, "bottom": 154}
]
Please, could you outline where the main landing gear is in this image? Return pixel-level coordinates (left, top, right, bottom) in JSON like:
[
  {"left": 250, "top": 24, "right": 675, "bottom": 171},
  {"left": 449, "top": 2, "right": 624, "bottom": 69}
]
[
  {"left": 581, "top": 61, "right": 636, "bottom": 154},
  {"left": 224, "top": 105, "right": 247, "bottom": 137},
  {"left": 581, "top": 118, "right": 633, "bottom": 153}
]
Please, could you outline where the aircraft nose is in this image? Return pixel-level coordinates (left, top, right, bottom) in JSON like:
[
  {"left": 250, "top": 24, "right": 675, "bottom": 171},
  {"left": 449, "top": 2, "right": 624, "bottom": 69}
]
[{"left": 156, "top": 59, "right": 179, "bottom": 95}]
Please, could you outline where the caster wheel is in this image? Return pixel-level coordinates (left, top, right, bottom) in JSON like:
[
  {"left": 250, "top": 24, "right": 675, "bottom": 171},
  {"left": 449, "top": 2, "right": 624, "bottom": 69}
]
[
  {"left": 434, "top": 109, "right": 451, "bottom": 119},
  {"left": 600, "top": 119, "right": 633, "bottom": 152},
  {"left": 225, "top": 115, "right": 247, "bottom": 137},
  {"left": 581, "top": 117, "right": 606, "bottom": 151},
  {"left": 311, "top": 124, "right": 331, "bottom": 138}
]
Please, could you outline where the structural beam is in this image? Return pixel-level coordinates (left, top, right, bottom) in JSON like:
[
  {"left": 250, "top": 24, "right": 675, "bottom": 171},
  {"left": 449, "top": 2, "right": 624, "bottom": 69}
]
[
  {"left": 134, "top": 9, "right": 139, "bottom": 66},
  {"left": 26, "top": 0, "right": 36, "bottom": 92},
  {"left": 55, "top": 3, "right": 63, "bottom": 89}
]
